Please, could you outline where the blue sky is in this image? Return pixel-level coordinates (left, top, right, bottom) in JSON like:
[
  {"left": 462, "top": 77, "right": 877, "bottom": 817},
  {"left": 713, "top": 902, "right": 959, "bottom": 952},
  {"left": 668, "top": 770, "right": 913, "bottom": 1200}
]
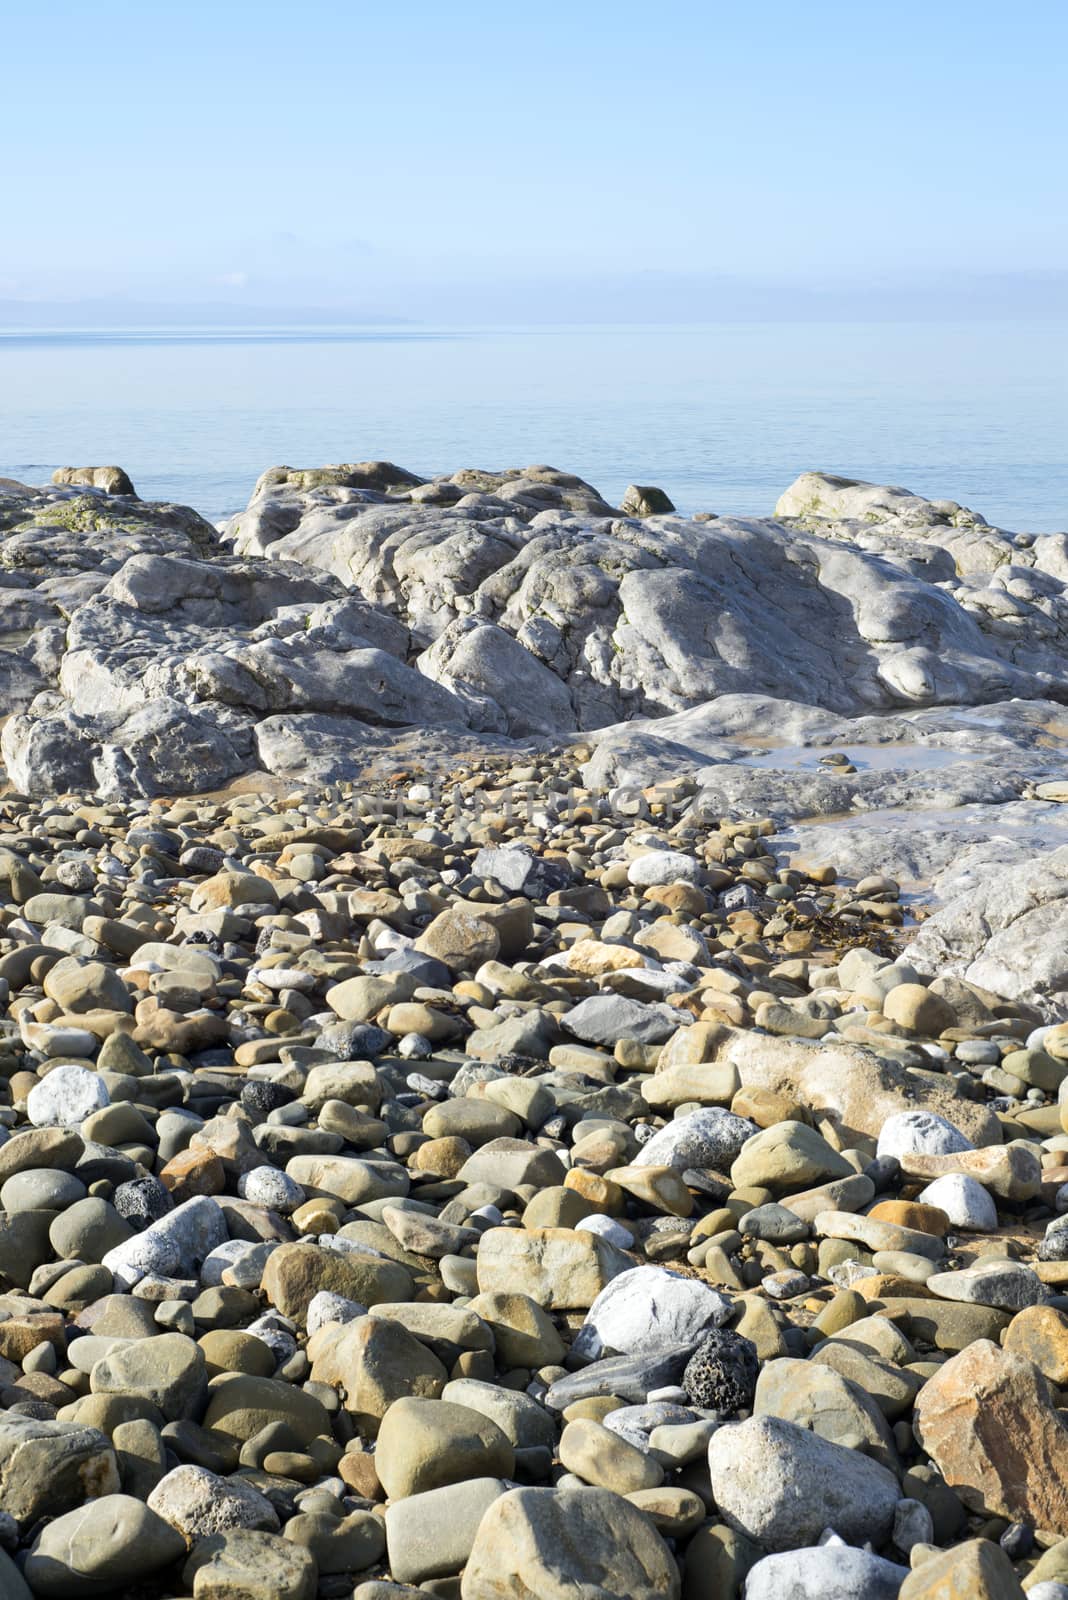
[{"left": 2, "top": 0, "right": 1065, "bottom": 320}]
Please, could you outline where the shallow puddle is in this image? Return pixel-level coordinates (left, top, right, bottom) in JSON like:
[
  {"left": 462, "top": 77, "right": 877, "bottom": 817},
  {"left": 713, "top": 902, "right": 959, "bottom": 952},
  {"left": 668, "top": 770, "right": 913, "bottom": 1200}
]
[{"left": 738, "top": 743, "right": 986, "bottom": 774}]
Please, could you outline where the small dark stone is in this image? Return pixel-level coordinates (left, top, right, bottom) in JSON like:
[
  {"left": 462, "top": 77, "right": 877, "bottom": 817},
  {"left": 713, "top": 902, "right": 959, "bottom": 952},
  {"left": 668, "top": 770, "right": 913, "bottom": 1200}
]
[
  {"left": 739, "top": 1203, "right": 810, "bottom": 1244},
  {"left": 318, "top": 1578, "right": 354, "bottom": 1600},
  {"left": 863, "top": 1154, "right": 900, "bottom": 1190},
  {"left": 5, "top": 1401, "right": 57, "bottom": 1422},
  {"left": 240, "top": 1080, "right": 296, "bottom": 1121},
  {"left": 1000, "top": 1521, "right": 1033, "bottom": 1560},
  {"left": 126, "top": 828, "right": 183, "bottom": 854},
  {"left": 75, "top": 1146, "right": 139, "bottom": 1187},
  {"left": 187, "top": 1059, "right": 240, "bottom": 1084},
  {"left": 683, "top": 1170, "right": 731, "bottom": 1200},
  {"left": 161, "top": 1418, "right": 240, "bottom": 1473},
  {"left": 683, "top": 1328, "right": 760, "bottom": 1413},
  {"left": 113, "top": 1175, "right": 173, "bottom": 1230},
  {"left": 513, "top": 1444, "right": 554, "bottom": 1482},
  {"left": 492, "top": 1053, "right": 542, "bottom": 1077},
  {"left": 901, "top": 1465, "right": 968, "bottom": 1543},
  {"left": 621, "top": 484, "right": 675, "bottom": 517}
]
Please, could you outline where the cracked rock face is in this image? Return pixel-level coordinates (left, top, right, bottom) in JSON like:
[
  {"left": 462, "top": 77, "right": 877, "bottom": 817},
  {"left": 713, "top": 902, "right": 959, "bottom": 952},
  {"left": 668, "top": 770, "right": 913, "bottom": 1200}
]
[
  {"left": 904, "top": 846, "right": 1068, "bottom": 1019},
  {"left": 3, "top": 464, "right": 1068, "bottom": 812},
  {"left": 228, "top": 464, "right": 1068, "bottom": 728}
]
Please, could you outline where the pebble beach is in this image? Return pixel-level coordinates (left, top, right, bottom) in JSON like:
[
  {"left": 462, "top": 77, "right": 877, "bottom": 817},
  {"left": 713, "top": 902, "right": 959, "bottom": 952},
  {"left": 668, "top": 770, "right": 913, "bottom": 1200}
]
[{"left": 0, "top": 461, "right": 1065, "bottom": 1599}]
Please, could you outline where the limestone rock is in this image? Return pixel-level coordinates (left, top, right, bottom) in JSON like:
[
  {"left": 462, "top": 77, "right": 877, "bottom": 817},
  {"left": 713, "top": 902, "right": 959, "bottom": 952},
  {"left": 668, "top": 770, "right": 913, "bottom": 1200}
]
[
  {"left": 385, "top": 1477, "right": 508, "bottom": 1586},
  {"left": 0, "top": 1415, "right": 119, "bottom": 1524},
  {"left": 375, "top": 1397, "right": 514, "bottom": 1499},
  {"left": 24, "top": 1493, "right": 185, "bottom": 1595},
  {"left": 635, "top": 1107, "right": 756, "bottom": 1172},
  {"left": 183, "top": 1528, "right": 317, "bottom": 1600},
  {"left": 27, "top": 1066, "right": 110, "bottom": 1128},
  {"left": 897, "top": 1538, "right": 1026, "bottom": 1599},
  {"left": 877, "top": 1110, "right": 973, "bottom": 1159},
  {"left": 461, "top": 1485, "right": 680, "bottom": 1600},
  {"left": 475, "top": 1227, "right": 632, "bottom": 1310},
  {"left": 148, "top": 1464, "right": 280, "bottom": 1538},
  {"left": 745, "top": 1543, "right": 908, "bottom": 1600},
  {"left": 574, "top": 1265, "right": 732, "bottom": 1359},
  {"left": 707, "top": 1413, "right": 900, "bottom": 1551},
  {"left": 904, "top": 847, "right": 1068, "bottom": 1019}
]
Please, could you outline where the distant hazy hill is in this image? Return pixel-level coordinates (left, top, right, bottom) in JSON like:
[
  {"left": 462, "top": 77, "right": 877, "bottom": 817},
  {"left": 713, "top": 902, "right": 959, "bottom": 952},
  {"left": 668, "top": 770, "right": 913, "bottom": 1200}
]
[
  {"left": 0, "top": 270, "right": 1064, "bottom": 329},
  {"left": 0, "top": 300, "right": 410, "bottom": 329}
]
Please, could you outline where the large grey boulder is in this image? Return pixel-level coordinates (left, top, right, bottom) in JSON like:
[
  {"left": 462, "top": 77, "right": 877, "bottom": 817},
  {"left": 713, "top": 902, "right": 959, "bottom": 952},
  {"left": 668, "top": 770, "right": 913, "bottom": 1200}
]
[
  {"left": 227, "top": 467, "right": 1068, "bottom": 735},
  {"left": 2, "top": 696, "right": 252, "bottom": 799},
  {"left": 148, "top": 1464, "right": 280, "bottom": 1538},
  {"left": 774, "top": 470, "right": 982, "bottom": 528},
  {"left": 634, "top": 1107, "right": 757, "bottom": 1171},
  {"left": 707, "top": 1414, "right": 900, "bottom": 1551},
  {"left": 573, "top": 1266, "right": 733, "bottom": 1360}
]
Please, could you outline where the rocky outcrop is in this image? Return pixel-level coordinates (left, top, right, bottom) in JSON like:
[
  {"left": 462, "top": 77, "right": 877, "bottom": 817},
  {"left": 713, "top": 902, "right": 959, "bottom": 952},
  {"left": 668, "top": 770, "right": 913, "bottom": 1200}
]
[
  {"left": 226, "top": 466, "right": 1068, "bottom": 728},
  {"left": 904, "top": 847, "right": 1068, "bottom": 1018},
  {"left": 4, "top": 464, "right": 1068, "bottom": 819}
]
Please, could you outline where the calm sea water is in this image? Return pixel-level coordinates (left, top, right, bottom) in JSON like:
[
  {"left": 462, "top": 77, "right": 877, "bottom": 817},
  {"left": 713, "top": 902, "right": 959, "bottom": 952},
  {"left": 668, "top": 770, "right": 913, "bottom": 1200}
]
[{"left": 1, "top": 322, "right": 1065, "bottom": 529}]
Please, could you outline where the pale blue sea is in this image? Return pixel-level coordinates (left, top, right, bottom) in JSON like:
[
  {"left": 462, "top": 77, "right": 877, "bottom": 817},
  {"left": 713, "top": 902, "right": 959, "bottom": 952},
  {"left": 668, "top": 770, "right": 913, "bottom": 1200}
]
[{"left": 1, "top": 321, "right": 1066, "bottom": 529}]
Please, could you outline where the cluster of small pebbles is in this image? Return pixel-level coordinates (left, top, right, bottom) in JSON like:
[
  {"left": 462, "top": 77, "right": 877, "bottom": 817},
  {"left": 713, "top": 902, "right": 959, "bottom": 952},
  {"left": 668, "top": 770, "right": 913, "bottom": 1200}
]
[{"left": 0, "top": 749, "right": 1067, "bottom": 1599}]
